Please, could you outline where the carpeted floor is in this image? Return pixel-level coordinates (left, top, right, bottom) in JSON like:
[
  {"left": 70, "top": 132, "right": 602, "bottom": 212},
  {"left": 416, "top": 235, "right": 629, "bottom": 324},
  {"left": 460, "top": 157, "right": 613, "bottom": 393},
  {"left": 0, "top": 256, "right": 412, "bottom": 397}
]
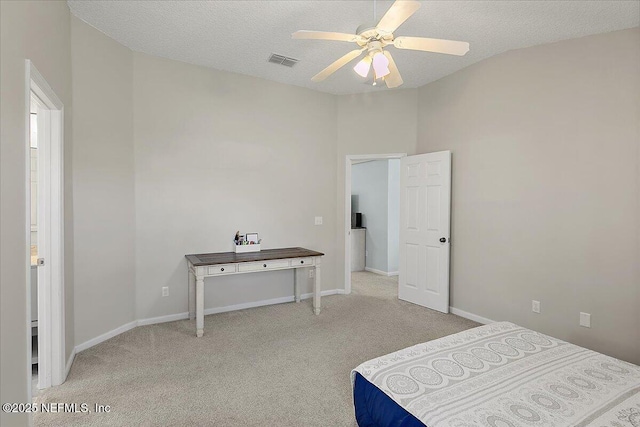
[{"left": 34, "top": 272, "right": 478, "bottom": 426}]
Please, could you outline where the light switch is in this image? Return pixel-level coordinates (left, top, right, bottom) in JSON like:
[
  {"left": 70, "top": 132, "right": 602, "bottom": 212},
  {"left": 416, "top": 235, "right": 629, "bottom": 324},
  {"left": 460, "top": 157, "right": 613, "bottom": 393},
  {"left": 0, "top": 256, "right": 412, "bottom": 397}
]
[
  {"left": 314, "top": 216, "right": 323, "bottom": 225},
  {"left": 580, "top": 312, "right": 591, "bottom": 328},
  {"left": 532, "top": 300, "right": 540, "bottom": 313}
]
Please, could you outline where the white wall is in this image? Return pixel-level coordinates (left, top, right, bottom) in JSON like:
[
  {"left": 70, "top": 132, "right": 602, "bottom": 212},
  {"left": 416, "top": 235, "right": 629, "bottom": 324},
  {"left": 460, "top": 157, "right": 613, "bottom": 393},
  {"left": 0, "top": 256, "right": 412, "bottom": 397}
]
[
  {"left": 352, "top": 160, "right": 390, "bottom": 272},
  {"left": 417, "top": 28, "right": 640, "bottom": 364},
  {"left": 351, "top": 159, "right": 400, "bottom": 274},
  {"left": 133, "top": 53, "right": 337, "bottom": 319},
  {"left": 1, "top": 1, "right": 74, "bottom": 425},
  {"left": 71, "top": 16, "right": 136, "bottom": 345},
  {"left": 30, "top": 147, "right": 37, "bottom": 238}
]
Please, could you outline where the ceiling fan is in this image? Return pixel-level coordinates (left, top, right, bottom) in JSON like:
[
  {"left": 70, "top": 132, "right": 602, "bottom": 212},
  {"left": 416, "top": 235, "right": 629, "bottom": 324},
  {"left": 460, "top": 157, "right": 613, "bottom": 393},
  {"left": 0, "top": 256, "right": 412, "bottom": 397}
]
[{"left": 292, "top": 0, "right": 469, "bottom": 88}]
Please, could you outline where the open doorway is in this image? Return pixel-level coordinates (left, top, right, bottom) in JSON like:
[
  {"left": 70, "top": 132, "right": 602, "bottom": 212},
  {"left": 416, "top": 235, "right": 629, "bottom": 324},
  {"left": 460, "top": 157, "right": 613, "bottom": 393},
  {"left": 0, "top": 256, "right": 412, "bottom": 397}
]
[
  {"left": 26, "top": 60, "right": 66, "bottom": 397},
  {"left": 344, "top": 154, "right": 405, "bottom": 296},
  {"left": 29, "top": 97, "right": 39, "bottom": 392},
  {"left": 345, "top": 151, "right": 452, "bottom": 312}
]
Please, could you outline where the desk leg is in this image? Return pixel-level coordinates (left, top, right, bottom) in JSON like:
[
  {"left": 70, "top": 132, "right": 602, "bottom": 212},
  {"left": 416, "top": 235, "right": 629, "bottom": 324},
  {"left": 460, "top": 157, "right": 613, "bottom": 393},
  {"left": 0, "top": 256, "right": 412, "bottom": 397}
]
[
  {"left": 294, "top": 269, "right": 300, "bottom": 303},
  {"left": 196, "top": 275, "right": 204, "bottom": 337},
  {"left": 188, "top": 267, "right": 195, "bottom": 320},
  {"left": 313, "top": 258, "right": 321, "bottom": 315}
]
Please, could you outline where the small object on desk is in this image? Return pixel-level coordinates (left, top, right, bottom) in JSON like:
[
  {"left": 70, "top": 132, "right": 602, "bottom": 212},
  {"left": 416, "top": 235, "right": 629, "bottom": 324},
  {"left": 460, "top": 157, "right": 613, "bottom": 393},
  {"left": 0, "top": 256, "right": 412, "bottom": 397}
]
[
  {"left": 233, "top": 231, "right": 261, "bottom": 252},
  {"left": 235, "top": 243, "right": 260, "bottom": 253}
]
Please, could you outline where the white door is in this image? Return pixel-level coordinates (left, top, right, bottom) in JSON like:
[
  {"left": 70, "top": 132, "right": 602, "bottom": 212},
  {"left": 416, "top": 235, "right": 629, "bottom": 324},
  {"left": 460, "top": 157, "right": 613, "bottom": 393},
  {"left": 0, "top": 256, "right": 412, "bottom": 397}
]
[{"left": 398, "top": 151, "right": 451, "bottom": 313}]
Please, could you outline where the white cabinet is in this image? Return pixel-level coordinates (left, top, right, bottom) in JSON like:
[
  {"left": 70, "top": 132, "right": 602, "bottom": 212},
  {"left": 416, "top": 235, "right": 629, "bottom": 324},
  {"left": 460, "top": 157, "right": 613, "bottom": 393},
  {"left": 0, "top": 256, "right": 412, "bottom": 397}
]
[{"left": 351, "top": 228, "right": 366, "bottom": 272}]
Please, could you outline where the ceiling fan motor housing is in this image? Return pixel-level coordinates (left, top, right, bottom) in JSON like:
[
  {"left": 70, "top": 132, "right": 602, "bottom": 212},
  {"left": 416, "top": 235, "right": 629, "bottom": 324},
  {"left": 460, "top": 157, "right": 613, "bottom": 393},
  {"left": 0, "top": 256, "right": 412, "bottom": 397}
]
[
  {"left": 365, "top": 40, "right": 384, "bottom": 57},
  {"left": 356, "top": 22, "right": 393, "bottom": 45}
]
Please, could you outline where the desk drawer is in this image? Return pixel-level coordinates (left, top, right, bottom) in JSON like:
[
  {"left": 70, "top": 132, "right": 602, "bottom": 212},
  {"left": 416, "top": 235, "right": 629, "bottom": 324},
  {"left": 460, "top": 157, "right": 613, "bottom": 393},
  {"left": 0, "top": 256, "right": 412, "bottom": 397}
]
[
  {"left": 208, "top": 264, "right": 236, "bottom": 275},
  {"left": 290, "top": 257, "right": 315, "bottom": 267},
  {"left": 238, "top": 260, "right": 290, "bottom": 273}
]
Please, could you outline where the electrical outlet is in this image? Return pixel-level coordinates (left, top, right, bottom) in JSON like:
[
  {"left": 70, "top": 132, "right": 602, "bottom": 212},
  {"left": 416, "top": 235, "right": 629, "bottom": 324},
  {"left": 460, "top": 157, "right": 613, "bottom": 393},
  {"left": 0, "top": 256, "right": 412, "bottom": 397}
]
[
  {"left": 162, "top": 287, "right": 169, "bottom": 297},
  {"left": 532, "top": 300, "right": 540, "bottom": 313},
  {"left": 314, "top": 216, "right": 323, "bottom": 225},
  {"left": 580, "top": 312, "right": 591, "bottom": 328},
  {"left": 309, "top": 269, "right": 314, "bottom": 279}
]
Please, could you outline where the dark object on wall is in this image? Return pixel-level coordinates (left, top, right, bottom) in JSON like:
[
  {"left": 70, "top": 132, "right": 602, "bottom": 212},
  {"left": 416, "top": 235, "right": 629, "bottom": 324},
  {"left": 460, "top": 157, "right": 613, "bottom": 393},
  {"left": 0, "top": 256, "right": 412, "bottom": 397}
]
[{"left": 352, "top": 212, "right": 362, "bottom": 228}]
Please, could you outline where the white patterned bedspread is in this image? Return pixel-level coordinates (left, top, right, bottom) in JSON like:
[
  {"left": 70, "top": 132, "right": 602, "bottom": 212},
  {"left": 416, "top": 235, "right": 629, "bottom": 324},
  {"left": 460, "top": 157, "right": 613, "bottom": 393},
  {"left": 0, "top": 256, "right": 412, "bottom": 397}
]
[{"left": 351, "top": 322, "right": 640, "bottom": 427}]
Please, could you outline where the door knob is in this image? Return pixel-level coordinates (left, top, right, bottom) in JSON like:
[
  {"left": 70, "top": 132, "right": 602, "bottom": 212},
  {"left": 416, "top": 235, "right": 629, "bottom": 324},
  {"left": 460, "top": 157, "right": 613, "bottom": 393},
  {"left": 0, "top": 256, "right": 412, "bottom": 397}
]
[{"left": 439, "top": 237, "right": 446, "bottom": 243}]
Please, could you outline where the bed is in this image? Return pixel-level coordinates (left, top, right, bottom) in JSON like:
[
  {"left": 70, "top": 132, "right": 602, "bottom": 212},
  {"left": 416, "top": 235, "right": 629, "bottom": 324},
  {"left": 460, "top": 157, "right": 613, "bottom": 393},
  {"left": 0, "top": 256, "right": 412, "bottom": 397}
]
[{"left": 351, "top": 322, "right": 640, "bottom": 427}]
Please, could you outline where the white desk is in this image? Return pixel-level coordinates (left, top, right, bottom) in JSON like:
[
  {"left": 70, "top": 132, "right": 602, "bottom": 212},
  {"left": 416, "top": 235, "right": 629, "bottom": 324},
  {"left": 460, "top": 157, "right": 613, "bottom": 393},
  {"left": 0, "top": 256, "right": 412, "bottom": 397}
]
[{"left": 186, "top": 247, "right": 324, "bottom": 337}]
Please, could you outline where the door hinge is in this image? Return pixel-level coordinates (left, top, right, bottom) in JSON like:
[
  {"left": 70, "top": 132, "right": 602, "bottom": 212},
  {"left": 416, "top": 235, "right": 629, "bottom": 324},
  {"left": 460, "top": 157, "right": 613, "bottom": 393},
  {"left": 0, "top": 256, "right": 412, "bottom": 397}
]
[{"left": 37, "top": 258, "right": 45, "bottom": 266}]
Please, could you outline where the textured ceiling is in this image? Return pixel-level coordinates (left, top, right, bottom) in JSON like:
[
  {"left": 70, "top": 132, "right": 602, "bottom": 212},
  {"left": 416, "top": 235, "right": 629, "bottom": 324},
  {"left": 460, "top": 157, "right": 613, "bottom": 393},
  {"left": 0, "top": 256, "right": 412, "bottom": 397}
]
[{"left": 67, "top": 1, "right": 639, "bottom": 95}]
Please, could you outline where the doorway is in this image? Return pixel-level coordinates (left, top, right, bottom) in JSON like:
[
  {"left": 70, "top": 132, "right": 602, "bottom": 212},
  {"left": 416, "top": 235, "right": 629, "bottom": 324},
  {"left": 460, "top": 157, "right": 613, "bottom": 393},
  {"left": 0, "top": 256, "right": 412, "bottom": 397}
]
[
  {"left": 344, "top": 151, "right": 452, "bottom": 313},
  {"left": 344, "top": 153, "right": 405, "bottom": 295},
  {"left": 29, "top": 96, "right": 39, "bottom": 392},
  {"left": 26, "top": 60, "right": 66, "bottom": 396}
]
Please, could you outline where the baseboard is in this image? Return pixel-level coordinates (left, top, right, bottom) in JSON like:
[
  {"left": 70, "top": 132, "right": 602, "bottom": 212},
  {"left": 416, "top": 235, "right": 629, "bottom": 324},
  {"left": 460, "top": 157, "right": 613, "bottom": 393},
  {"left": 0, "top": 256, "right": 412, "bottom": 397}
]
[
  {"left": 204, "top": 295, "right": 295, "bottom": 315},
  {"left": 65, "top": 348, "right": 75, "bottom": 380},
  {"left": 449, "top": 307, "right": 495, "bottom": 325},
  {"left": 364, "top": 267, "right": 397, "bottom": 277},
  {"left": 319, "top": 289, "right": 345, "bottom": 296},
  {"left": 75, "top": 289, "right": 345, "bottom": 354},
  {"left": 137, "top": 312, "right": 189, "bottom": 326},
  {"left": 203, "top": 289, "right": 343, "bottom": 315},
  {"left": 75, "top": 320, "right": 137, "bottom": 353}
]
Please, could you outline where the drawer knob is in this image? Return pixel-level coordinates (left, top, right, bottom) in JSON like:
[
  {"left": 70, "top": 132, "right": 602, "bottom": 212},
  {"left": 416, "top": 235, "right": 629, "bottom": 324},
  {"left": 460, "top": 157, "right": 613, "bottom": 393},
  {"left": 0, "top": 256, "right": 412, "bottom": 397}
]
[
  {"left": 221, "top": 268, "right": 224, "bottom": 272},
  {"left": 263, "top": 264, "right": 267, "bottom": 268},
  {"left": 300, "top": 260, "right": 304, "bottom": 264}
]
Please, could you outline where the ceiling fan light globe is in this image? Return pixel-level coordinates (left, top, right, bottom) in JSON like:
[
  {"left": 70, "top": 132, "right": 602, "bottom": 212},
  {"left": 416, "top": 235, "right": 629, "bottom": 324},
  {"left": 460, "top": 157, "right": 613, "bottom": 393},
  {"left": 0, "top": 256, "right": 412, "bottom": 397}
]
[
  {"left": 377, "top": 66, "right": 391, "bottom": 78},
  {"left": 353, "top": 56, "right": 372, "bottom": 78},
  {"left": 372, "top": 52, "right": 391, "bottom": 78}
]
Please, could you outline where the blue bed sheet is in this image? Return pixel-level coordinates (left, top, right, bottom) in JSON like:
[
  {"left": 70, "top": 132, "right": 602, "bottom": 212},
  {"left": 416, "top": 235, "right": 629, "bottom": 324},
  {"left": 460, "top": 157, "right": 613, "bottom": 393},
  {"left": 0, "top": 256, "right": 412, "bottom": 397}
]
[{"left": 353, "top": 372, "right": 426, "bottom": 427}]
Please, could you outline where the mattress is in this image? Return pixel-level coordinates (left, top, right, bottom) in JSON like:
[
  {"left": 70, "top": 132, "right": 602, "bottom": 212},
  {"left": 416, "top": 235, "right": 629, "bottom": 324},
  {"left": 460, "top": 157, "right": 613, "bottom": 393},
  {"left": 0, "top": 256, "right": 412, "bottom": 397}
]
[{"left": 351, "top": 322, "right": 640, "bottom": 427}]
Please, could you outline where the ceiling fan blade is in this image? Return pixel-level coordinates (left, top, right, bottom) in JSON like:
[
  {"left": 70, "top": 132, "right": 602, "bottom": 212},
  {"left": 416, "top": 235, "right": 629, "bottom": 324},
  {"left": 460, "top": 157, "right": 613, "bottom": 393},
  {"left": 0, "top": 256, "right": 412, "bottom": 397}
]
[
  {"left": 292, "top": 30, "right": 363, "bottom": 43},
  {"left": 383, "top": 51, "right": 403, "bottom": 88},
  {"left": 312, "top": 48, "right": 365, "bottom": 82},
  {"left": 376, "top": 1, "right": 421, "bottom": 34},
  {"left": 393, "top": 36, "right": 470, "bottom": 56}
]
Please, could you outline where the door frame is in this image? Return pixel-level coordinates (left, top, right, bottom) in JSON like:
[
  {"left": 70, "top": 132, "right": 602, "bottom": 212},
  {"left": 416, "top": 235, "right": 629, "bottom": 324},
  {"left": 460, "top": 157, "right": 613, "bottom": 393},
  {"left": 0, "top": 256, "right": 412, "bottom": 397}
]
[
  {"left": 344, "top": 153, "right": 406, "bottom": 294},
  {"left": 25, "top": 60, "right": 66, "bottom": 395}
]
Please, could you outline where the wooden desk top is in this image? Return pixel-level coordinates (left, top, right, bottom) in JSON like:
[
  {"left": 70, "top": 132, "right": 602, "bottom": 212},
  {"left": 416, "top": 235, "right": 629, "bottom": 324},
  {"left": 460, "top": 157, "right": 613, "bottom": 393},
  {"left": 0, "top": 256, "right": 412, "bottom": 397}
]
[{"left": 185, "top": 247, "right": 324, "bottom": 266}]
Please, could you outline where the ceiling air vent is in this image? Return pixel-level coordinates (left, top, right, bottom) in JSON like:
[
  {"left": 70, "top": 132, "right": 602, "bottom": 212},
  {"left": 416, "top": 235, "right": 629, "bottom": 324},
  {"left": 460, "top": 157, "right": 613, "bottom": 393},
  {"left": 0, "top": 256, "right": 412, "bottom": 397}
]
[{"left": 268, "top": 53, "right": 299, "bottom": 67}]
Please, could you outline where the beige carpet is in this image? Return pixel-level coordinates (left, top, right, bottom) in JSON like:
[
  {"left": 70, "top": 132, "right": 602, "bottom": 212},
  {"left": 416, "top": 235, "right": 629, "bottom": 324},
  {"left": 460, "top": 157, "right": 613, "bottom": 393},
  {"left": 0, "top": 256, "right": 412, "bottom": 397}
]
[{"left": 35, "top": 272, "right": 478, "bottom": 426}]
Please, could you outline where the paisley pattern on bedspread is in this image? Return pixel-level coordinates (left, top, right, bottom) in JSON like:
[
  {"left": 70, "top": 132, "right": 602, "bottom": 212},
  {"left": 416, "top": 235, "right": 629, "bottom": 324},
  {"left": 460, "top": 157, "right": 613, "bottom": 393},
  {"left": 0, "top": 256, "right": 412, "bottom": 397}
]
[{"left": 351, "top": 322, "right": 640, "bottom": 427}]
